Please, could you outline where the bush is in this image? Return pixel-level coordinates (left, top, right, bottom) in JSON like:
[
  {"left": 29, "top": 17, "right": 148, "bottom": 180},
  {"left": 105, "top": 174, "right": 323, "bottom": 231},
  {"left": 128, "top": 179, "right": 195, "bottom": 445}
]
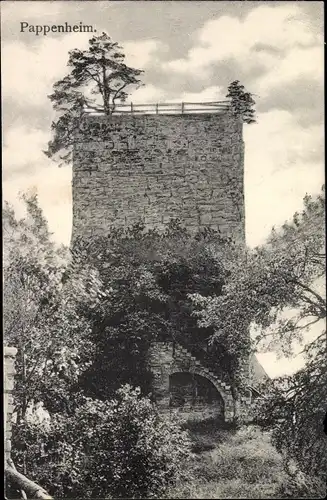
[
  {"left": 11, "top": 385, "right": 191, "bottom": 499},
  {"left": 275, "top": 471, "right": 326, "bottom": 499},
  {"left": 165, "top": 425, "right": 294, "bottom": 499},
  {"left": 255, "top": 363, "right": 327, "bottom": 486}
]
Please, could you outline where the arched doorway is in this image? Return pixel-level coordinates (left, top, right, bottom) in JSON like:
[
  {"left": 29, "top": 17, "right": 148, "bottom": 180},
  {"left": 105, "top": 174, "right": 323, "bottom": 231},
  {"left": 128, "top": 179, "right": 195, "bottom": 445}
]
[{"left": 169, "top": 372, "right": 225, "bottom": 420}]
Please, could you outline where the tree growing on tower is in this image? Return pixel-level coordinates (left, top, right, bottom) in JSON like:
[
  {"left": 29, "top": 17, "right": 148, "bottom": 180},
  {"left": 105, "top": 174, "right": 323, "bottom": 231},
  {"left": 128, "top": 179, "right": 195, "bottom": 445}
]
[
  {"left": 226, "top": 80, "right": 257, "bottom": 124},
  {"left": 45, "top": 32, "right": 144, "bottom": 166}
]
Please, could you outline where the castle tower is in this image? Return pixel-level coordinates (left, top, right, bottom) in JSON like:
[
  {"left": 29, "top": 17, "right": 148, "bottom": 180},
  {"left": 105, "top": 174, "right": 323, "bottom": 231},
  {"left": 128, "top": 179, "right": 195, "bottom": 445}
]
[
  {"left": 71, "top": 102, "right": 245, "bottom": 245},
  {"left": 71, "top": 102, "right": 254, "bottom": 421}
]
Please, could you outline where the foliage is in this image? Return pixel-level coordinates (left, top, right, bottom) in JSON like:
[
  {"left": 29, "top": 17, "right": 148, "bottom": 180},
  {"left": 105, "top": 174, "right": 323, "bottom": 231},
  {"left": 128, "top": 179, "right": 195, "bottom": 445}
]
[
  {"left": 226, "top": 80, "right": 257, "bottom": 124},
  {"left": 191, "top": 186, "right": 326, "bottom": 483},
  {"left": 45, "top": 84, "right": 87, "bottom": 166},
  {"left": 165, "top": 424, "right": 325, "bottom": 499},
  {"left": 191, "top": 186, "right": 325, "bottom": 347},
  {"left": 256, "top": 334, "right": 326, "bottom": 483},
  {"left": 12, "top": 385, "right": 192, "bottom": 499},
  {"left": 46, "top": 32, "right": 143, "bottom": 165},
  {"left": 5, "top": 196, "right": 192, "bottom": 499},
  {"left": 3, "top": 193, "right": 104, "bottom": 421},
  {"left": 253, "top": 188, "right": 326, "bottom": 483},
  {"left": 6, "top": 186, "right": 325, "bottom": 496},
  {"left": 70, "top": 221, "right": 249, "bottom": 401}
]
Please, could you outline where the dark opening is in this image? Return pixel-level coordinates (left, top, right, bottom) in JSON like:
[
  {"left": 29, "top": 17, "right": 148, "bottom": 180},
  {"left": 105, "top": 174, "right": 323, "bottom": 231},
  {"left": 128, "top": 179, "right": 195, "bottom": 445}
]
[{"left": 169, "top": 372, "right": 224, "bottom": 411}]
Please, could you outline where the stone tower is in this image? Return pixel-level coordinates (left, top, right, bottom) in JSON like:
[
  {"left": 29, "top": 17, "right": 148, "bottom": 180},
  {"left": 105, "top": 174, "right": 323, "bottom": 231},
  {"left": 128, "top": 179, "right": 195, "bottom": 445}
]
[
  {"left": 71, "top": 105, "right": 245, "bottom": 246},
  {"left": 71, "top": 103, "right": 257, "bottom": 422}
]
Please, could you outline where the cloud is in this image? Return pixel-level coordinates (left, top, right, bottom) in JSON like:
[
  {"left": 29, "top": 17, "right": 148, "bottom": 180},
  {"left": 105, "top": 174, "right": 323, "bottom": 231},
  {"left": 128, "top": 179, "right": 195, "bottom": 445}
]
[
  {"left": 1, "top": 1, "right": 64, "bottom": 23},
  {"left": 256, "top": 314, "right": 324, "bottom": 378},
  {"left": 163, "top": 3, "right": 323, "bottom": 103},
  {"left": 124, "top": 39, "right": 168, "bottom": 69},
  {"left": 1, "top": 33, "right": 90, "bottom": 107},
  {"left": 257, "top": 351, "right": 305, "bottom": 378},
  {"left": 170, "top": 86, "right": 225, "bottom": 103},
  {"left": 3, "top": 163, "right": 73, "bottom": 246},
  {"left": 2, "top": 34, "right": 168, "bottom": 111},
  {"left": 2, "top": 118, "right": 72, "bottom": 243},
  {"left": 165, "top": 4, "right": 321, "bottom": 75},
  {"left": 256, "top": 46, "right": 324, "bottom": 97},
  {"left": 3, "top": 124, "right": 51, "bottom": 177},
  {"left": 245, "top": 109, "right": 324, "bottom": 247},
  {"left": 256, "top": 79, "right": 324, "bottom": 127},
  {"left": 129, "top": 84, "right": 166, "bottom": 103},
  {"left": 198, "top": 4, "right": 319, "bottom": 51},
  {"left": 126, "top": 85, "right": 227, "bottom": 112}
]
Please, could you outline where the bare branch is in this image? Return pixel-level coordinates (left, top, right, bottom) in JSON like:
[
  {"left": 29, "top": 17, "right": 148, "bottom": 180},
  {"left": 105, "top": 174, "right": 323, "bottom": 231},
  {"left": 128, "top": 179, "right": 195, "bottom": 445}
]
[{"left": 290, "top": 279, "right": 326, "bottom": 310}]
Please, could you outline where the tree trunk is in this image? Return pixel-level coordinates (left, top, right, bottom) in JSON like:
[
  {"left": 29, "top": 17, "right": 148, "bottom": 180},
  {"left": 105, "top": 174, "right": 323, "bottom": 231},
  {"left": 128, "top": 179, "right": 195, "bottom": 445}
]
[
  {"left": 21, "top": 348, "right": 27, "bottom": 416},
  {"left": 103, "top": 100, "right": 111, "bottom": 115},
  {"left": 7, "top": 459, "right": 27, "bottom": 500},
  {"left": 101, "top": 58, "right": 111, "bottom": 115},
  {"left": 5, "top": 460, "right": 52, "bottom": 499}
]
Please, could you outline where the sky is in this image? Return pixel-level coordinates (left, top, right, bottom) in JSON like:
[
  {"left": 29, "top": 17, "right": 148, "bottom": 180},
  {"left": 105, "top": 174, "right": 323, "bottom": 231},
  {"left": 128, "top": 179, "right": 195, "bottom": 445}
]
[{"left": 1, "top": 0, "right": 325, "bottom": 377}]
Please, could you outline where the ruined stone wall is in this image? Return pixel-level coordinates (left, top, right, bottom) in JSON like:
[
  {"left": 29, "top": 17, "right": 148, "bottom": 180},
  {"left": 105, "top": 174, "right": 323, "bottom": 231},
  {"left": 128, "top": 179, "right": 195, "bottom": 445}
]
[
  {"left": 71, "top": 111, "right": 249, "bottom": 422},
  {"left": 72, "top": 111, "right": 245, "bottom": 245},
  {"left": 4, "top": 347, "right": 17, "bottom": 463},
  {"left": 170, "top": 372, "right": 225, "bottom": 421},
  {"left": 147, "top": 342, "right": 237, "bottom": 422}
]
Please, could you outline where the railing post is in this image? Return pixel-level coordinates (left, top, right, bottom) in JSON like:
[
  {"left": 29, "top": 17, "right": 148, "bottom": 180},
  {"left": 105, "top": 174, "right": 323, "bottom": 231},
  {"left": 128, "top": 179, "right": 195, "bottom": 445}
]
[
  {"left": 131, "top": 102, "right": 133, "bottom": 114},
  {"left": 156, "top": 103, "right": 159, "bottom": 115},
  {"left": 181, "top": 102, "right": 184, "bottom": 114}
]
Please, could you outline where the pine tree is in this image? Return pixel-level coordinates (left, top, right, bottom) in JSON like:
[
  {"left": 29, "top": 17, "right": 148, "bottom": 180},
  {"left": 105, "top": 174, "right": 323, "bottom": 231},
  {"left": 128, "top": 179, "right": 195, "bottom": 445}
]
[{"left": 46, "top": 32, "right": 143, "bottom": 166}]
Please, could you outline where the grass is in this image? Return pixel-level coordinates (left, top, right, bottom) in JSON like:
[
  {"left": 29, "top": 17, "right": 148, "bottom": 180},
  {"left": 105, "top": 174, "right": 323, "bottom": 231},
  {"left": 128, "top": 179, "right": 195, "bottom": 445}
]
[{"left": 165, "top": 419, "right": 326, "bottom": 499}]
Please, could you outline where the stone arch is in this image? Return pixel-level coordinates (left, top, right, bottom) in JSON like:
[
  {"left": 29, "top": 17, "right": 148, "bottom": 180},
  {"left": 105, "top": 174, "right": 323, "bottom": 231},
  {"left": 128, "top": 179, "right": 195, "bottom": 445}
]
[
  {"left": 168, "top": 367, "right": 231, "bottom": 421},
  {"left": 169, "top": 371, "right": 224, "bottom": 409},
  {"left": 170, "top": 364, "right": 229, "bottom": 400},
  {"left": 147, "top": 342, "right": 235, "bottom": 422}
]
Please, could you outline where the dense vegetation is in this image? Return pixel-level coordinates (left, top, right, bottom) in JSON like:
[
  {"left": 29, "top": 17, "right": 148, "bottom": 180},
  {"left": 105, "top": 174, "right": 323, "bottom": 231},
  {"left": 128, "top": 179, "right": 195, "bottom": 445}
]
[
  {"left": 193, "top": 186, "right": 326, "bottom": 488},
  {"left": 4, "top": 195, "right": 192, "bottom": 499},
  {"left": 4, "top": 186, "right": 326, "bottom": 498},
  {"left": 71, "top": 222, "right": 250, "bottom": 402},
  {"left": 12, "top": 385, "right": 191, "bottom": 499},
  {"left": 166, "top": 420, "right": 325, "bottom": 499}
]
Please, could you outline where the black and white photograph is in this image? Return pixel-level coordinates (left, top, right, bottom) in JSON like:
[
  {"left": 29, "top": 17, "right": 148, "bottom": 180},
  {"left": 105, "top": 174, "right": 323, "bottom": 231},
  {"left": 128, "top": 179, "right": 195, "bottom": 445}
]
[{"left": 2, "top": 1, "right": 326, "bottom": 498}]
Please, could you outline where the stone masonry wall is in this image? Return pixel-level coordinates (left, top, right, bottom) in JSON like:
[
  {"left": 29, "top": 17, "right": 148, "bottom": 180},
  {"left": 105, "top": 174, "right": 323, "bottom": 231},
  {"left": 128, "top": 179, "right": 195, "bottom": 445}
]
[
  {"left": 170, "top": 372, "right": 225, "bottom": 421},
  {"left": 71, "top": 110, "right": 250, "bottom": 422},
  {"left": 4, "top": 347, "right": 17, "bottom": 464},
  {"left": 147, "top": 342, "right": 237, "bottom": 422},
  {"left": 72, "top": 111, "right": 245, "bottom": 245}
]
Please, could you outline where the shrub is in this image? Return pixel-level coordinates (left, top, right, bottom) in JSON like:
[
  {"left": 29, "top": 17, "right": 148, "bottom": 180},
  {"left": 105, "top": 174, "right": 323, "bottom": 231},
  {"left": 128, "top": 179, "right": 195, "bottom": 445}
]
[
  {"left": 275, "top": 471, "right": 326, "bottom": 499},
  {"left": 165, "top": 425, "right": 293, "bottom": 499},
  {"left": 11, "top": 385, "right": 191, "bottom": 499}
]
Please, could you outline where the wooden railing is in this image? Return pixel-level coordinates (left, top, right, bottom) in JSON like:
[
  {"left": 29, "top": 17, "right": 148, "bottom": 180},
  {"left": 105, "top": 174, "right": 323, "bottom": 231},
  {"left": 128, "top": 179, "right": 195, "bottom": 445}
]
[{"left": 84, "top": 100, "right": 231, "bottom": 115}]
